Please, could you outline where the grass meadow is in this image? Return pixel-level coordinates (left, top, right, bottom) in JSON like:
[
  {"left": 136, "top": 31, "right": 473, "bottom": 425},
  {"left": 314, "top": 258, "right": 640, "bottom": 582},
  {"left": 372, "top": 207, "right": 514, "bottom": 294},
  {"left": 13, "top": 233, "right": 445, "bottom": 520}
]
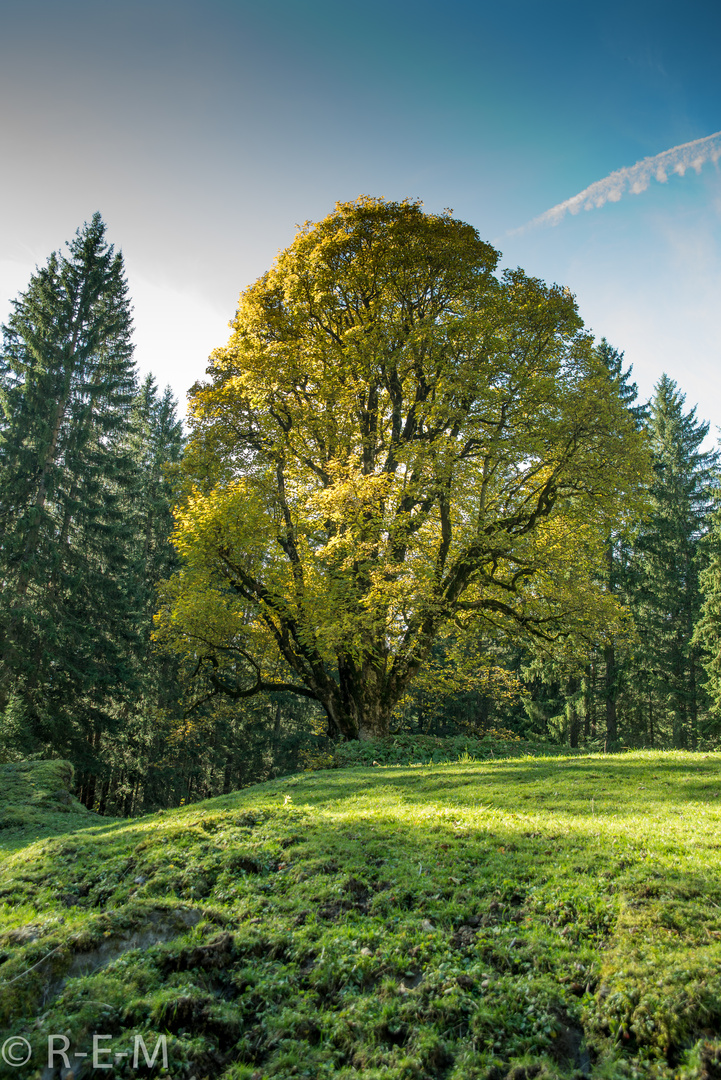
[{"left": 1, "top": 750, "right": 720, "bottom": 1079}]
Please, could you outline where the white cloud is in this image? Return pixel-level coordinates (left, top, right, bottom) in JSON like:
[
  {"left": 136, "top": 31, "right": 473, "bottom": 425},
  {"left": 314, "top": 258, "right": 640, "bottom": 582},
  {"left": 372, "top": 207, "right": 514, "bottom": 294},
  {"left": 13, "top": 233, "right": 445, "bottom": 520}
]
[{"left": 512, "top": 129, "right": 721, "bottom": 233}]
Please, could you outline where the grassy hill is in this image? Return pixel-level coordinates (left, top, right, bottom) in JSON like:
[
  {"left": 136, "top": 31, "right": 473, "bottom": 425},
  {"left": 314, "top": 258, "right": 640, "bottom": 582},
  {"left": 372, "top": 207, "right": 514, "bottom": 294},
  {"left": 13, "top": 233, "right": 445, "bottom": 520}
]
[
  {"left": 1, "top": 751, "right": 721, "bottom": 1079},
  {"left": 0, "top": 759, "right": 100, "bottom": 853}
]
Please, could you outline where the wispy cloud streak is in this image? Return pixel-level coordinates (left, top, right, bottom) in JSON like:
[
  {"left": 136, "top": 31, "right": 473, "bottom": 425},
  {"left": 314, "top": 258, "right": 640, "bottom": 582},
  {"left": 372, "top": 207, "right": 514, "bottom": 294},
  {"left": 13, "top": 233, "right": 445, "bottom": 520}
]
[{"left": 513, "top": 129, "right": 721, "bottom": 233}]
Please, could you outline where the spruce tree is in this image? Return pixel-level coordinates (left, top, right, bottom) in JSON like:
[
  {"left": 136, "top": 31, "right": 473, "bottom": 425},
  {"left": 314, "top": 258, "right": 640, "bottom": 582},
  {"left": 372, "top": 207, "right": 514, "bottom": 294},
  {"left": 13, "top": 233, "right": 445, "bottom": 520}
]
[
  {"left": 631, "top": 375, "right": 718, "bottom": 747},
  {"left": 695, "top": 519, "right": 721, "bottom": 726},
  {"left": 127, "top": 376, "right": 184, "bottom": 708},
  {"left": 130, "top": 375, "right": 184, "bottom": 610},
  {"left": 593, "top": 341, "right": 646, "bottom": 748},
  {"left": 74, "top": 376, "right": 185, "bottom": 810},
  {"left": 0, "top": 214, "right": 138, "bottom": 758}
]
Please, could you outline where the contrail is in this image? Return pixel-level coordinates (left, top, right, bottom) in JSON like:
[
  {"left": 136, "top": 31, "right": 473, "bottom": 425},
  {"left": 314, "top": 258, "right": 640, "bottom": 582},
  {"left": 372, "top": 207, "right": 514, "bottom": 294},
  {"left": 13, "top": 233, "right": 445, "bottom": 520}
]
[{"left": 512, "top": 129, "right": 721, "bottom": 233}]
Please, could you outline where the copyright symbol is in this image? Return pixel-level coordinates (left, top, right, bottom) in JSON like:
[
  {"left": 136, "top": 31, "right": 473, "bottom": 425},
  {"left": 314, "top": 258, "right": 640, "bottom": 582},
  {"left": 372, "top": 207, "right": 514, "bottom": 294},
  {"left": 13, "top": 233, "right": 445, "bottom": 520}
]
[{"left": 1, "top": 1037, "right": 32, "bottom": 1066}]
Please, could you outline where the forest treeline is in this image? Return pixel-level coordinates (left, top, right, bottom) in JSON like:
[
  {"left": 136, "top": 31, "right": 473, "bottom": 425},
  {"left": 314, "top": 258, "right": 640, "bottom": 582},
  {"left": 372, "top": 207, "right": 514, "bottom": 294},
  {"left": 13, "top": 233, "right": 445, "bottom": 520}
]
[{"left": 2, "top": 208, "right": 721, "bottom": 815}]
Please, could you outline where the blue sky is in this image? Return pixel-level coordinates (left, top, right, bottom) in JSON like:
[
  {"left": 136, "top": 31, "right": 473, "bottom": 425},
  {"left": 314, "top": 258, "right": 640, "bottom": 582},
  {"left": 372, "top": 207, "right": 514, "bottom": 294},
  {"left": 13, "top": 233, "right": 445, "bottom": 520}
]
[{"left": 1, "top": 0, "right": 719, "bottom": 428}]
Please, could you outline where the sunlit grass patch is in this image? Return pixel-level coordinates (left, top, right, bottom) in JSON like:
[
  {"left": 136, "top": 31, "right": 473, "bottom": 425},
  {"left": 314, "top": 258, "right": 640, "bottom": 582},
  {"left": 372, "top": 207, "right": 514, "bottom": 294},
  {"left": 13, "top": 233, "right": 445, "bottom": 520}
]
[
  {"left": 0, "top": 759, "right": 103, "bottom": 853},
  {"left": 1, "top": 750, "right": 721, "bottom": 1078}
]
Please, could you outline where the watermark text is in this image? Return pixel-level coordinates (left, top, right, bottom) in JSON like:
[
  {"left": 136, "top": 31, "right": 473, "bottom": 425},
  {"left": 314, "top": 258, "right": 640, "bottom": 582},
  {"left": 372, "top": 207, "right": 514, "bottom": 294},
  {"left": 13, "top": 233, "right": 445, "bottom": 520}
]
[{"left": 2, "top": 1033, "right": 168, "bottom": 1070}]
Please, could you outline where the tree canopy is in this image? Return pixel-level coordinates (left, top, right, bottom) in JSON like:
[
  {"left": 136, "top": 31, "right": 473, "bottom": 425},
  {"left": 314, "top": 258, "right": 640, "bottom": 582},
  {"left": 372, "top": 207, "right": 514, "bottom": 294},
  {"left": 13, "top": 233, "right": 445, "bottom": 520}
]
[{"left": 158, "top": 196, "right": 650, "bottom": 740}]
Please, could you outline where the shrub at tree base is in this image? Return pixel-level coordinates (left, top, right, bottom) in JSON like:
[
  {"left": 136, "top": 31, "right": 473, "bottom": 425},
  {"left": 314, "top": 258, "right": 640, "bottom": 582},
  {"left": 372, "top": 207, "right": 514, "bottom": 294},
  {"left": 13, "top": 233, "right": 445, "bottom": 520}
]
[{"left": 300, "top": 732, "right": 588, "bottom": 771}]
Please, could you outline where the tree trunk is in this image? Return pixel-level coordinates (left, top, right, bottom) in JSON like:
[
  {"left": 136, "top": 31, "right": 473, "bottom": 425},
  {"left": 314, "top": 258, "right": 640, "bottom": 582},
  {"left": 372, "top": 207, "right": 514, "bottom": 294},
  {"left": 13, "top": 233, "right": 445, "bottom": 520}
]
[
  {"left": 272, "top": 701, "right": 282, "bottom": 757},
  {"left": 322, "top": 654, "right": 396, "bottom": 740},
  {"left": 689, "top": 650, "right": 699, "bottom": 750},
  {"left": 98, "top": 776, "right": 111, "bottom": 816},
  {"left": 567, "top": 677, "right": 580, "bottom": 748},
  {"left": 84, "top": 773, "right": 97, "bottom": 811},
  {"left": 604, "top": 641, "right": 618, "bottom": 747}
]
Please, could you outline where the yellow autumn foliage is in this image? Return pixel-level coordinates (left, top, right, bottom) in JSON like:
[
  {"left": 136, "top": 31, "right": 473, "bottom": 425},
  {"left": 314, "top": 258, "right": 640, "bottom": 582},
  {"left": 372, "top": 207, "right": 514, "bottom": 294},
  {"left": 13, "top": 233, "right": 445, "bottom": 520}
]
[{"left": 156, "top": 197, "right": 650, "bottom": 739}]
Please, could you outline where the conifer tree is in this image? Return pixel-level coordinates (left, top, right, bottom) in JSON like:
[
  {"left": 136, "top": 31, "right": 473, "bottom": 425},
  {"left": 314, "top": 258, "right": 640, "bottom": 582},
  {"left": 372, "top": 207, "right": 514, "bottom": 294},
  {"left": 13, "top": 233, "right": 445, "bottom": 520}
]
[
  {"left": 595, "top": 340, "right": 648, "bottom": 747},
  {"left": 73, "top": 376, "right": 185, "bottom": 810},
  {"left": 0, "top": 214, "right": 138, "bottom": 755},
  {"left": 533, "top": 341, "right": 646, "bottom": 749},
  {"left": 129, "top": 375, "right": 184, "bottom": 614},
  {"left": 695, "top": 519, "right": 721, "bottom": 726},
  {"left": 126, "top": 376, "right": 184, "bottom": 711},
  {"left": 631, "top": 375, "right": 718, "bottom": 747}
]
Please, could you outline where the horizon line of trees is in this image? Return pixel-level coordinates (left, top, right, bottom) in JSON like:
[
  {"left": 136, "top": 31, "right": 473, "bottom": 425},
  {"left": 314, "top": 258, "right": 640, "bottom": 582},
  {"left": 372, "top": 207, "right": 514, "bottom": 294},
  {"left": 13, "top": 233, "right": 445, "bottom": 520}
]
[{"left": 2, "top": 210, "right": 721, "bottom": 815}]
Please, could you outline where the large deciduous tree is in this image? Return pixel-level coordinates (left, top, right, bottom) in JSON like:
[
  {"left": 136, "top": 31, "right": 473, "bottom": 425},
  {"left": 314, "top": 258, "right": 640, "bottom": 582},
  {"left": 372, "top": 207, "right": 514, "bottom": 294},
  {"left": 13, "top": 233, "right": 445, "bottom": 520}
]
[{"left": 158, "top": 197, "right": 649, "bottom": 740}]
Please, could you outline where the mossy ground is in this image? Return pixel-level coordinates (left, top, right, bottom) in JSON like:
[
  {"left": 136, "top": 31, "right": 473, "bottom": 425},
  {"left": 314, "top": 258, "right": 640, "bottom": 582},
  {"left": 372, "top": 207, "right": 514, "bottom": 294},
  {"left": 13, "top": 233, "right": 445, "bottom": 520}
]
[
  {"left": 1, "top": 751, "right": 721, "bottom": 1079},
  {"left": 0, "top": 759, "right": 101, "bottom": 853}
]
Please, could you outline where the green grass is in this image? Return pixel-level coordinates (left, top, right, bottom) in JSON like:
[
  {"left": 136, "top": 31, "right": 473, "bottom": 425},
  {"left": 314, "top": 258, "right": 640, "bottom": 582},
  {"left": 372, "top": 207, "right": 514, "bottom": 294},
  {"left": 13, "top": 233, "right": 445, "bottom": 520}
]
[
  {"left": 0, "top": 759, "right": 101, "bottom": 853},
  {"left": 2, "top": 750, "right": 721, "bottom": 1079}
]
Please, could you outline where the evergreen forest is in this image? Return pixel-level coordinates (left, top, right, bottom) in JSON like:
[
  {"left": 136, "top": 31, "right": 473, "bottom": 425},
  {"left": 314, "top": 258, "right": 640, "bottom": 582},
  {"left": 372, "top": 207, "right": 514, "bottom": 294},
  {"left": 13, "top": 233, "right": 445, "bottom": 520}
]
[{"left": 3, "top": 204, "right": 721, "bottom": 816}]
